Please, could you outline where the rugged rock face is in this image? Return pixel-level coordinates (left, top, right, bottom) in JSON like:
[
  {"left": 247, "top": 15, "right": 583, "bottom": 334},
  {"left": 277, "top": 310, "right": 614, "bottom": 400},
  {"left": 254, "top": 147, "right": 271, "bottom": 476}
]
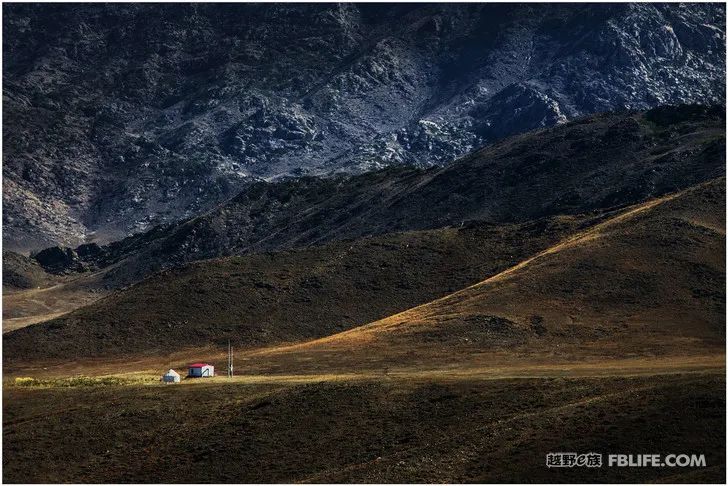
[
  {"left": 26, "top": 106, "right": 726, "bottom": 288},
  {"left": 3, "top": 3, "right": 725, "bottom": 250}
]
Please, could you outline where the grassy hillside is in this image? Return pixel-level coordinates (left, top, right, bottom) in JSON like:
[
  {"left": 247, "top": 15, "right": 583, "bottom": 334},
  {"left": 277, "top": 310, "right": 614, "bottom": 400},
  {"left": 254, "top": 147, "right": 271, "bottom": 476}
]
[
  {"left": 251, "top": 178, "right": 725, "bottom": 371},
  {"left": 3, "top": 214, "right": 606, "bottom": 360},
  {"left": 5, "top": 177, "right": 724, "bottom": 363}
]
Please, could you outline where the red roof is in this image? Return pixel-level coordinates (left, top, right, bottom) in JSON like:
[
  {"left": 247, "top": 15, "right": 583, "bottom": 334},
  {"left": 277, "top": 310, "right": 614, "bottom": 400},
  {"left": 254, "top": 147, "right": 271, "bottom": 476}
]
[{"left": 188, "top": 363, "right": 210, "bottom": 368}]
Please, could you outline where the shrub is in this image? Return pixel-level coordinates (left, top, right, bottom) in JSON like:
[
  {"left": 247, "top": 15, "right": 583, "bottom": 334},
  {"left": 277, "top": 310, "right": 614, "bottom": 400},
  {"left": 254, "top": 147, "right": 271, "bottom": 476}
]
[{"left": 14, "top": 377, "right": 38, "bottom": 387}]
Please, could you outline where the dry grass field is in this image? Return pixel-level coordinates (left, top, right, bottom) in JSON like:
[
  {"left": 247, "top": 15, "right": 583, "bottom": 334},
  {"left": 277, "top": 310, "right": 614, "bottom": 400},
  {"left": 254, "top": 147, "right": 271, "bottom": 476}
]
[{"left": 3, "top": 371, "right": 724, "bottom": 483}]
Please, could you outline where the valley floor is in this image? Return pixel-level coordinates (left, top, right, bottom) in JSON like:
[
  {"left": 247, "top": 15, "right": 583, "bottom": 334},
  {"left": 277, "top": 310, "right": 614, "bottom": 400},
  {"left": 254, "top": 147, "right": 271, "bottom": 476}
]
[
  {"left": 3, "top": 363, "right": 725, "bottom": 483},
  {"left": 3, "top": 332, "right": 726, "bottom": 482}
]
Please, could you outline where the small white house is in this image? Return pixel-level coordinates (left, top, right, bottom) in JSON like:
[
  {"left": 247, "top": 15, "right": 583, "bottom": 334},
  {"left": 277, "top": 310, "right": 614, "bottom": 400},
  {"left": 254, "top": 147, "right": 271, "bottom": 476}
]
[
  {"left": 188, "top": 363, "right": 214, "bottom": 378},
  {"left": 162, "top": 369, "right": 180, "bottom": 383}
]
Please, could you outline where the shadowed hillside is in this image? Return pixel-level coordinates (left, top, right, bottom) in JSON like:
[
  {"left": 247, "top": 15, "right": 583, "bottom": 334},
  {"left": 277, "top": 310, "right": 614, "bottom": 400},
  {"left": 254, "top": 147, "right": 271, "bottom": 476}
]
[
  {"left": 247, "top": 177, "right": 725, "bottom": 372},
  {"left": 4, "top": 178, "right": 724, "bottom": 364},
  {"left": 2, "top": 250, "right": 57, "bottom": 290},
  {"left": 3, "top": 213, "right": 606, "bottom": 359},
  {"left": 6, "top": 106, "right": 723, "bottom": 338}
]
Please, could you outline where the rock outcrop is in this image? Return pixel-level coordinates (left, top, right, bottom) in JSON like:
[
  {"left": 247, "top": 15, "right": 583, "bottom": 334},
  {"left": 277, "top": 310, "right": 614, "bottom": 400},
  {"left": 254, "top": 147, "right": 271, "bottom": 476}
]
[{"left": 4, "top": 3, "right": 725, "bottom": 250}]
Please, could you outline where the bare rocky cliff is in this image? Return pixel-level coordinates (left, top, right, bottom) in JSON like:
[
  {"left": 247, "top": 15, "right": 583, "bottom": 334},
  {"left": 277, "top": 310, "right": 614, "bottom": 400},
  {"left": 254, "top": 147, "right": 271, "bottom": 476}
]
[{"left": 3, "top": 3, "right": 725, "bottom": 250}]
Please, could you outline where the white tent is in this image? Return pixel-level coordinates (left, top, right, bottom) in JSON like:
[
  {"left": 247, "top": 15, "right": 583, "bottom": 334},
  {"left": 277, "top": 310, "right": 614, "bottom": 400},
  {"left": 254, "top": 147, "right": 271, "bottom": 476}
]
[{"left": 162, "top": 369, "right": 181, "bottom": 383}]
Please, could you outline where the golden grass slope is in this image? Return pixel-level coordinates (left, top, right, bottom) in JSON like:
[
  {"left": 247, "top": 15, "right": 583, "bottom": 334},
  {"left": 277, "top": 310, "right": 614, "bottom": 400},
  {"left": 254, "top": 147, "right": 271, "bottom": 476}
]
[{"left": 263, "top": 177, "right": 725, "bottom": 365}]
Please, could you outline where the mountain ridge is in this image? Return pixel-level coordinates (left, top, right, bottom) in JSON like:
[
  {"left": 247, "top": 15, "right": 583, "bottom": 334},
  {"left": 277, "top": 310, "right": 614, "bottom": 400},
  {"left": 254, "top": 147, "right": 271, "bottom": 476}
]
[
  {"left": 18, "top": 105, "right": 726, "bottom": 289},
  {"left": 4, "top": 3, "right": 725, "bottom": 250}
]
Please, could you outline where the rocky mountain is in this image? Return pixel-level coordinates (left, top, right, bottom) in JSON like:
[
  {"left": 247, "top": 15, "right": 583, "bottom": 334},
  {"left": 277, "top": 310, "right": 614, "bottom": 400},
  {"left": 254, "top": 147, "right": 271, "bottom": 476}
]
[
  {"left": 3, "top": 3, "right": 725, "bottom": 251},
  {"left": 22, "top": 106, "right": 727, "bottom": 290}
]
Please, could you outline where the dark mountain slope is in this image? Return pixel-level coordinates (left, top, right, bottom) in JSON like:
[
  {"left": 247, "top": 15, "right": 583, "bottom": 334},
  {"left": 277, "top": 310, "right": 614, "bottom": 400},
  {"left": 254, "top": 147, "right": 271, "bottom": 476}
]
[
  {"left": 4, "top": 3, "right": 725, "bottom": 250},
  {"left": 31, "top": 106, "right": 725, "bottom": 289},
  {"left": 249, "top": 177, "right": 726, "bottom": 372},
  {"left": 2, "top": 250, "right": 57, "bottom": 290},
  {"left": 3, "top": 213, "right": 605, "bottom": 359}
]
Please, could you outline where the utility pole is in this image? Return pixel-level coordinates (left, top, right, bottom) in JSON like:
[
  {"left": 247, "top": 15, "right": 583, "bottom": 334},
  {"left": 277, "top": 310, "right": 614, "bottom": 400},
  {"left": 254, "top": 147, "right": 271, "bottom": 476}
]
[{"left": 227, "top": 340, "right": 234, "bottom": 378}]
